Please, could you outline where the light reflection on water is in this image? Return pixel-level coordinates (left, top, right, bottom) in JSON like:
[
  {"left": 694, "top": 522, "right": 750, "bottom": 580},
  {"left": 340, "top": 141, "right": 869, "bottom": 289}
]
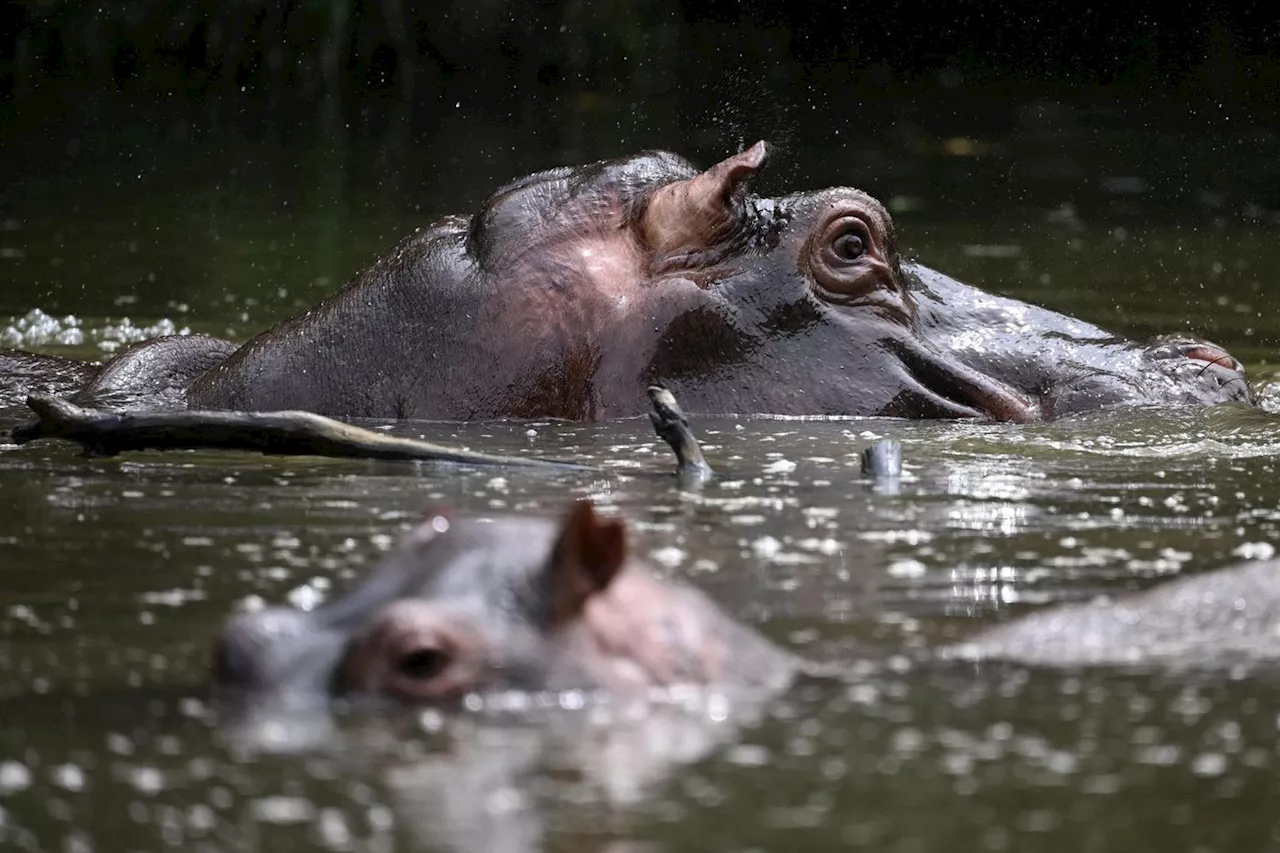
[
  {"left": 4, "top": 398, "right": 1280, "bottom": 850},
  {"left": 4, "top": 115, "right": 1280, "bottom": 850}
]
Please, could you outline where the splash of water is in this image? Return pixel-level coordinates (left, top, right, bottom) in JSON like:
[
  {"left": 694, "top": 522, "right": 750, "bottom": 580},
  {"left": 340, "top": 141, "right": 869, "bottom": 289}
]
[{"left": 2, "top": 308, "right": 191, "bottom": 353}]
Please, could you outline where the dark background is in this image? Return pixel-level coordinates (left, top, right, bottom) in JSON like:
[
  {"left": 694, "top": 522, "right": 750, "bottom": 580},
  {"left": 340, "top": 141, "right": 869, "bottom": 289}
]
[
  {"left": 1, "top": 1, "right": 1278, "bottom": 352},
  {"left": 6, "top": 2, "right": 1279, "bottom": 123},
  {"left": 4, "top": 1, "right": 1278, "bottom": 193}
]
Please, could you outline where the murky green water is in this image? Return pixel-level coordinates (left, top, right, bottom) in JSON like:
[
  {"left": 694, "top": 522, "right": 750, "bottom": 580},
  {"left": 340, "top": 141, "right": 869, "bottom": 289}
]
[{"left": 4, "top": 108, "right": 1280, "bottom": 851}]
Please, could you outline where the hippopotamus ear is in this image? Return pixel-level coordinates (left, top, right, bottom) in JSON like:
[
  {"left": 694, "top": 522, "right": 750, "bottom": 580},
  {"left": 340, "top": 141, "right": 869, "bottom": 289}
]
[
  {"left": 545, "top": 500, "right": 628, "bottom": 624},
  {"left": 642, "top": 141, "right": 770, "bottom": 255}
]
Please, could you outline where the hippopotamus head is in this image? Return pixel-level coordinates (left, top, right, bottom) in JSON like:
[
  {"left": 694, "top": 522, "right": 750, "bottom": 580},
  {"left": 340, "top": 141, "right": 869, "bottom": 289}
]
[
  {"left": 461, "top": 141, "right": 1253, "bottom": 421},
  {"left": 213, "top": 502, "right": 799, "bottom": 707},
  {"left": 174, "top": 141, "right": 1252, "bottom": 421}
]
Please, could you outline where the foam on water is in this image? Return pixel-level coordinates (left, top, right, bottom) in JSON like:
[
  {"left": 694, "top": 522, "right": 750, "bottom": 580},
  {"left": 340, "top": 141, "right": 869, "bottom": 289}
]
[{"left": 2, "top": 308, "right": 192, "bottom": 353}]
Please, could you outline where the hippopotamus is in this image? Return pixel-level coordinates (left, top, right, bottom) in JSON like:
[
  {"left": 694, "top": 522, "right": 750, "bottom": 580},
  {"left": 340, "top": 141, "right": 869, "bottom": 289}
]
[
  {"left": 2, "top": 142, "right": 1254, "bottom": 421},
  {"left": 0, "top": 348, "right": 99, "bottom": 408},
  {"left": 214, "top": 500, "right": 808, "bottom": 706},
  {"left": 215, "top": 492, "right": 1280, "bottom": 709},
  {"left": 950, "top": 558, "right": 1280, "bottom": 669}
]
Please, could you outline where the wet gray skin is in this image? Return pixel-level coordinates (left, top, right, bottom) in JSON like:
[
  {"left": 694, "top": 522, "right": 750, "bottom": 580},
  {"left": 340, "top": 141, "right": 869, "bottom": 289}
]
[
  {"left": 0, "top": 349, "right": 97, "bottom": 407},
  {"left": 0, "top": 142, "right": 1255, "bottom": 421},
  {"left": 949, "top": 558, "right": 1280, "bottom": 669},
  {"left": 217, "top": 492, "right": 1280, "bottom": 714},
  {"left": 214, "top": 501, "right": 805, "bottom": 708}
]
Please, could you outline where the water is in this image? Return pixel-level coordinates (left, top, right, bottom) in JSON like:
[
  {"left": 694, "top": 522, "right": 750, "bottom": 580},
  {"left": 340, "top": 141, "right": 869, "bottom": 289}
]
[
  {"left": 5, "top": 404, "right": 1280, "bottom": 851},
  {"left": 4, "top": 101, "right": 1280, "bottom": 849}
]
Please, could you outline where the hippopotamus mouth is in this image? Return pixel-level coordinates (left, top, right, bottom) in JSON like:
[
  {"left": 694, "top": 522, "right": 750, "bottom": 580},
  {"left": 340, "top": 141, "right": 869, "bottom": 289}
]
[
  {"left": 890, "top": 336, "right": 1042, "bottom": 423},
  {"left": 901, "top": 335, "right": 1252, "bottom": 425}
]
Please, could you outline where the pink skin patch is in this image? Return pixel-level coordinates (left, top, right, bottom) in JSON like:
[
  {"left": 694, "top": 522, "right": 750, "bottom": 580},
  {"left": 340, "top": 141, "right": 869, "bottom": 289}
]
[
  {"left": 1181, "top": 344, "right": 1243, "bottom": 373},
  {"left": 554, "top": 568, "right": 726, "bottom": 692}
]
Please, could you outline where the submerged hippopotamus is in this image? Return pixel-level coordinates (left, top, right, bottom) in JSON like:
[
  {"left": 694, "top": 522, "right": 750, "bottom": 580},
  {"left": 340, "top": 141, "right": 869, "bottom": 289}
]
[
  {"left": 3, "top": 142, "right": 1254, "bottom": 421},
  {"left": 952, "top": 558, "right": 1280, "bottom": 668},
  {"left": 216, "top": 496, "right": 1280, "bottom": 709},
  {"left": 214, "top": 501, "right": 808, "bottom": 705}
]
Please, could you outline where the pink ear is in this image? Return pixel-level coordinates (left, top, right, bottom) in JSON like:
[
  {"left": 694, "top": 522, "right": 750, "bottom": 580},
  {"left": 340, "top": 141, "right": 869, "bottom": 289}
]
[
  {"left": 547, "top": 501, "right": 628, "bottom": 622},
  {"left": 643, "top": 141, "right": 770, "bottom": 255}
]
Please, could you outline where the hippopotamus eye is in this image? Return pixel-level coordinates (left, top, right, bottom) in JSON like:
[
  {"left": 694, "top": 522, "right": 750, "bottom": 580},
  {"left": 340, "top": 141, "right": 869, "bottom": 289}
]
[
  {"left": 339, "top": 601, "right": 487, "bottom": 702},
  {"left": 397, "top": 647, "right": 451, "bottom": 681},
  {"left": 832, "top": 232, "right": 865, "bottom": 261},
  {"left": 810, "top": 212, "right": 902, "bottom": 309},
  {"left": 820, "top": 217, "right": 874, "bottom": 269}
]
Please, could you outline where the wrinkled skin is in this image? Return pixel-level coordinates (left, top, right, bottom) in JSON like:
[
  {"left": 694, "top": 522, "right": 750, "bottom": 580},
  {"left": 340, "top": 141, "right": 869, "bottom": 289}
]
[
  {"left": 214, "top": 501, "right": 803, "bottom": 707},
  {"left": 2, "top": 142, "right": 1254, "bottom": 421},
  {"left": 0, "top": 334, "right": 236, "bottom": 412},
  {"left": 0, "top": 349, "right": 97, "bottom": 408}
]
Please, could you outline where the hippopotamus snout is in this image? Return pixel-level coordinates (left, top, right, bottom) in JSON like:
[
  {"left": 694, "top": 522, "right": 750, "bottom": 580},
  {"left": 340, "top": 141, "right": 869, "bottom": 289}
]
[
  {"left": 905, "top": 264, "right": 1253, "bottom": 420},
  {"left": 1143, "top": 336, "right": 1253, "bottom": 402},
  {"left": 214, "top": 606, "right": 345, "bottom": 702},
  {"left": 1035, "top": 334, "right": 1253, "bottom": 416}
]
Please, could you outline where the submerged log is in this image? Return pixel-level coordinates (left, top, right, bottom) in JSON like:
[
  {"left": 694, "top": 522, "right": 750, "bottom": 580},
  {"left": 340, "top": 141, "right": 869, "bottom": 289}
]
[
  {"left": 10, "top": 389, "right": 716, "bottom": 481},
  {"left": 11, "top": 394, "right": 575, "bottom": 468}
]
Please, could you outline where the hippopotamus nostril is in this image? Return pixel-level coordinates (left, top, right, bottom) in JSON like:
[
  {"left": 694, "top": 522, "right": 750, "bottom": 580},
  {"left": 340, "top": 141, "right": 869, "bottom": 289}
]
[
  {"left": 1127, "top": 335, "right": 1255, "bottom": 407},
  {"left": 1147, "top": 339, "right": 1244, "bottom": 374},
  {"left": 1180, "top": 344, "right": 1243, "bottom": 374}
]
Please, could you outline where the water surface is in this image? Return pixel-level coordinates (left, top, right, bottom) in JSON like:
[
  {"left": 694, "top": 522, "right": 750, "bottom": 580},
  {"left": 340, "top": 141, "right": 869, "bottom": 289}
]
[{"left": 3, "top": 110, "right": 1280, "bottom": 851}]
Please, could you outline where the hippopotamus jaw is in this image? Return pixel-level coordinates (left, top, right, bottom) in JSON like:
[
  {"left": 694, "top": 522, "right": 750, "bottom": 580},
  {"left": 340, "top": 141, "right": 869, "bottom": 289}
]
[{"left": 887, "top": 335, "right": 1043, "bottom": 423}]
